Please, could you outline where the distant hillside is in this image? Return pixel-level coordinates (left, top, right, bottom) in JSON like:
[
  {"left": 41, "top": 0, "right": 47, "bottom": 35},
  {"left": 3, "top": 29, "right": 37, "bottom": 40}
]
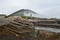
[{"left": 9, "top": 9, "right": 46, "bottom": 18}]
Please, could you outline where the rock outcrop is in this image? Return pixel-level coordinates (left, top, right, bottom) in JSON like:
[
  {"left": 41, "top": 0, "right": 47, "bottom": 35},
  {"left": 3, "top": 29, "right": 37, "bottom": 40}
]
[{"left": 0, "top": 16, "right": 35, "bottom": 40}]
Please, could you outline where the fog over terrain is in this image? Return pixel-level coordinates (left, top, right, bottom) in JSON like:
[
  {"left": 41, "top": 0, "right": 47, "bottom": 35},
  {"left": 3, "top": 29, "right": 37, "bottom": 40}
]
[{"left": 0, "top": 0, "right": 60, "bottom": 18}]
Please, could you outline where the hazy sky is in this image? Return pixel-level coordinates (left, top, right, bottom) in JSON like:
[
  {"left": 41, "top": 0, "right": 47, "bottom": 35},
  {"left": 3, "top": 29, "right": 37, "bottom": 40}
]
[{"left": 0, "top": 0, "right": 60, "bottom": 18}]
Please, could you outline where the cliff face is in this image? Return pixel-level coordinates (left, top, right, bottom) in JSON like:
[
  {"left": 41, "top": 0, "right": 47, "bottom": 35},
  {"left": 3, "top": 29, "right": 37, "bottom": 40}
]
[{"left": 0, "top": 16, "right": 35, "bottom": 40}]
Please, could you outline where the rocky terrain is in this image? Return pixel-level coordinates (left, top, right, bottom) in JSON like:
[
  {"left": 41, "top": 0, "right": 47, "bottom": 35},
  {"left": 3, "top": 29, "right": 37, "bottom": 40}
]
[
  {"left": 0, "top": 16, "right": 35, "bottom": 40},
  {"left": 0, "top": 16, "right": 60, "bottom": 40},
  {"left": 35, "top": 30, "right": 60, "bottom": 40}
]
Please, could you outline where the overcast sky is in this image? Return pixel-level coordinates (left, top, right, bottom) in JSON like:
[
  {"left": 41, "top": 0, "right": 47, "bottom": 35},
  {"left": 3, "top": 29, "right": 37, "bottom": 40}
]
[{"left": 0, "top": 0, "right": 60, "bottom": 18}]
